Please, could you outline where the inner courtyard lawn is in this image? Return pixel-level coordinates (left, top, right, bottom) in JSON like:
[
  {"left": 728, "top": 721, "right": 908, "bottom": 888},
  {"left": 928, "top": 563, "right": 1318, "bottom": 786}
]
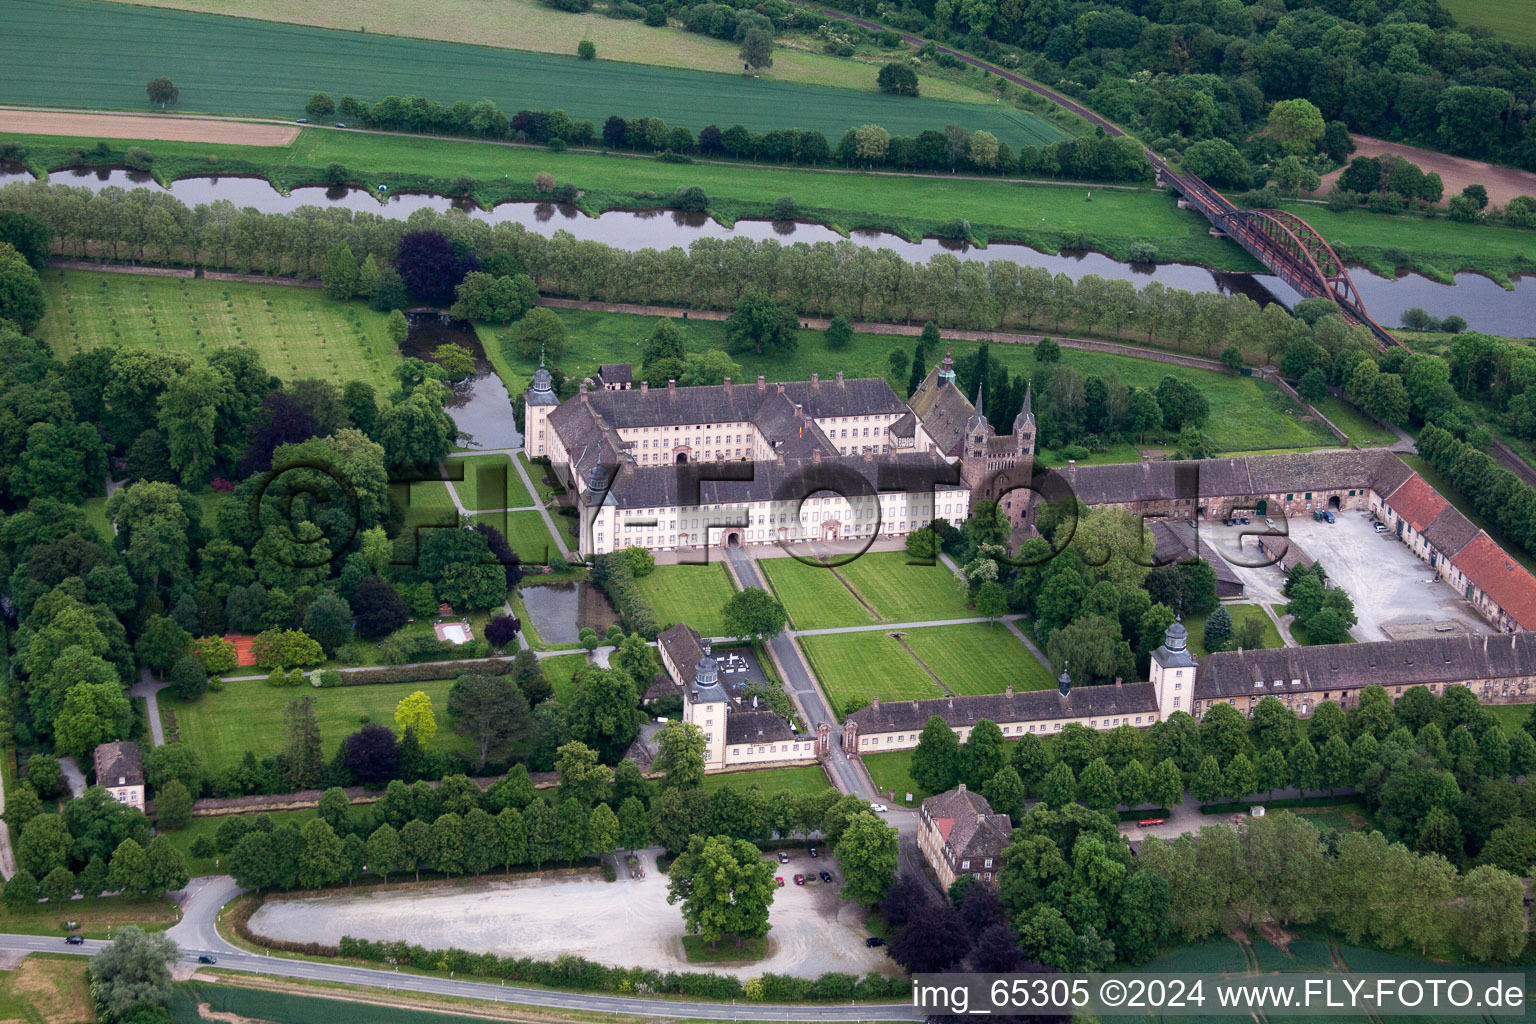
[
  {"left": 160, "top": 677, "right": 476, "bottom": 774},
  {"left": 899, "top": 622, "right": 1055, "bottom": 695},
  {"left": 447, "top": 453, "right": 535, "bottom": 511},
  {"left": 836, "top": 552, "right": 973, "bottom": 622},
  {"left": 798, "top": 631, "right": 943, "bottom": 713},
  {"left": 1181, "top": 603, "right": 1284, "bottom": 658},
  {"left": 862, "top": 749, "right": 928, "bottom": 805},
  {"left": 699, "top": 764, "right": 831, "bottom": 796},
  {"left": 759, "top": 556, "right": 876, "bottom": 630},
  {"left": 635, "top": 562, "right": 738, "bottom": 637},
  {"left": 35, "top": 269, "right": 401, "bottom": 388}
]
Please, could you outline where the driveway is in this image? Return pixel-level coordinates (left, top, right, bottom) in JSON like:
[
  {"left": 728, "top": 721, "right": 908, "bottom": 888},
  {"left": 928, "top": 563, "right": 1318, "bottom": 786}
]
[{"left": 247, "top": 849, "right": 892, "bottom": 980}]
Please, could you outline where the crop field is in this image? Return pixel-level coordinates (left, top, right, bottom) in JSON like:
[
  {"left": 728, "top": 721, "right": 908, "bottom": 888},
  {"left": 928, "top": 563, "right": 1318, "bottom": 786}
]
[
  {"left": 798, "top": 630, "right": 944, "bottom": 712},
  {"left": 113, "top": 0, "right": 995, "bottom": 104},
  {"left": 3, "top": 0, "right": 1066, "bottom": 151},
  {"left": 899, "top": 622, "right": 1054, "bottom": 695},
  {"left": 635, "top": 562, "right": 738, "bottom": 637},
  {"left": 35, "top": 269, "right": 400, "bottom": 388},
  {"left": 160, "top": 677, "right": 476, "bottom": 773},
  {"left": 541, "top": 652, "right": 591, "bottom": 704},
  {"left": 446, "top": 453, "right": 535, "bottom": 511},
  {"left": 836, "top": 552, "right": 973, "bottom": 622},
  {"left": 699, "top": 763, "right": 831, "bottom": 795},
  {"left": 1438, "top": 0, "right": 1536, "bottom": 46},
  {"left": 760, "top": 556, "right": 877, "bottom": 630},
  {"left": 470, "top": 508, "right": 565, "bottom": 563}
]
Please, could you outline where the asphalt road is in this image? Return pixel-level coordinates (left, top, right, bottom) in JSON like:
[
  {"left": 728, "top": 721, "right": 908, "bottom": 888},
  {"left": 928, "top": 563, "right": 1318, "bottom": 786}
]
[{"left": 1, "top": 875, "right": 918, "bottom": 1021}]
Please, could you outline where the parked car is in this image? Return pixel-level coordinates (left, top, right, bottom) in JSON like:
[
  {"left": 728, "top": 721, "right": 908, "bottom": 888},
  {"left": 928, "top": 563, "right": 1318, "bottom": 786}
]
[
  {"left": 334, "top": 122, "right": 347, "bottom": 128},
  {"left": 1137, "top": 818, "right": 1166, "bottom": 827},
  {"left": 197, "top": 955, "right": 217, "bottom": 964},
  {"left": 819, "top": 870, "right": 833, "bottom": 883},
  {"left": 794, "top": 874, "right": 806, "bottom": 885},
  {"left": 869, "top": 803, "right": 888, "bottom": 813},
  {"left": 64, "top": 935, "right": 84, "bottom": 945},
  {"left": 777, "top": 851, "right": 789, "bottom": 863},
  {"left": 1239, "top": 516, "right": 1250, "bottom": 524},
  {"left": 1264, "top": 517, "right": 1276, "bottom": 530},
  {"left": 865, "top": 936, "right": 887, "bottom": 947},
  {"left": 1373, "top": 522, "right": 1389, "bottom": 533},
  {"left": 296, "top": 117, "right": 308, "bottom": 123},
  {"left": 808, "top": 847, "right": 818, "bottom": 858},
  {"left": 1324, "top": 510, "right": 1336, "bottom": 523},
  {"left": 775, "top": 876, "right": 784, "bottom": 887}
]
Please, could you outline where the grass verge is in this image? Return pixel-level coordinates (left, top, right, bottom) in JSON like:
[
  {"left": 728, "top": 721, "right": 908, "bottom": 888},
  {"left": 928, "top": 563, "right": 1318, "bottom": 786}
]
[
  {"left": 680, "top": 934, "right": 770, "bottom": 963},
  {"left": 698, "top": 764, "right": 831, "bottom": 795}
]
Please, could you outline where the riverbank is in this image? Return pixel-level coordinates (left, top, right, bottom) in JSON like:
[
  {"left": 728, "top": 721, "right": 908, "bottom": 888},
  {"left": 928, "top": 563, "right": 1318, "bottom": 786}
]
[{"left": 6, "top": 128, "right": 1533, "bottom": 292}]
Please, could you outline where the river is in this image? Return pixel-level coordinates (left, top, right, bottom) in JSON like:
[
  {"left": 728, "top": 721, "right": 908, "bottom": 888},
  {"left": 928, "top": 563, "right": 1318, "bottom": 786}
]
[{"left": 4, "top": 164, "right": 1531, "bottom": 335}]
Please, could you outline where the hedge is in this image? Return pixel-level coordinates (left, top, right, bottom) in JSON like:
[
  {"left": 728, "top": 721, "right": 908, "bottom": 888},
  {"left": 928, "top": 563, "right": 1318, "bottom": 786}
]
[
  {"left": 591, "top": 552, "right": 660, "bottom": 639},
  {"left": 336, "top": 936, "right": 911, "bottom": 1002},
  {"left": 336, "top": 658, "right": 513, "bottom": 687}
]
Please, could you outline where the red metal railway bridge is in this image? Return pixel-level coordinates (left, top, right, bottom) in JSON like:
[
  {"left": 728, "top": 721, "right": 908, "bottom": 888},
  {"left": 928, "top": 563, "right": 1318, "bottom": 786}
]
[{"left": 1150, "top": 155, "right": 1407, "bottom": 350}]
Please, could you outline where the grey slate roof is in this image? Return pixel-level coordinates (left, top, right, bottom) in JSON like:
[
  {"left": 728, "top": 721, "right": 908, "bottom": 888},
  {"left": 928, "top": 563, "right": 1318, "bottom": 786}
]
[
  {"left": 1150, "top": 520, "right": 1244, "bottom": 590},
  {"left": 599, "top": 450, "right": 965, "bottom": 509},
  {"left": 909, "top": 365, "right": 975, "bottom": 457},
  {"left": 1054, "top": 450, "right": 1405, "bottom": 506},
  {"left": 93, "top": 740, "right": 144, "bottom": 787},
  {"left": 845, "top": 683, "right": 1159, "bottom": 734},
  {"left": 923, "top": 787, "right": 1014, "bottom": 862},
  {"left": 1421, "top": 505, "right": 1480, "bottom": 557},
  {"left": 560, "top": 377, "right": 906, "bottom": 434},
  {"left": 599, "top": 363, "right": 633, "bottom": 384},
  {"left": 1194, "top": 632, "right": 1536, "bottom": 700},
  {"left": 725, "top": 710, "right": 798, "bottom": 746}
]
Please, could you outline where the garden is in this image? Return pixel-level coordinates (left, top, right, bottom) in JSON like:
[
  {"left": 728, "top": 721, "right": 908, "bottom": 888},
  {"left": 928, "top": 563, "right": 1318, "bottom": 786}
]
[
  {"left": 446, "top": 453, "right": 535, "bottom": 511},
  {"left": 634, "top": 561, "right": 739, "bottom": 637},
  {"left": 759, "top": 556, "right": 876, "bottom": 631},
  {"left": 835, "top": 552, "right": 973, "bottom": 622}
]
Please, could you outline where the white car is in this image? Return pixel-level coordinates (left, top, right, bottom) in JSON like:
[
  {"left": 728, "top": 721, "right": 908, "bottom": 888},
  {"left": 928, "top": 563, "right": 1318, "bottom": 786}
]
[
  {"left": 1264, "top": 517, "right": 1277, "bottom": 529},
  {"left": 869, "top": 803, "right": 889, "bottom": 813}
]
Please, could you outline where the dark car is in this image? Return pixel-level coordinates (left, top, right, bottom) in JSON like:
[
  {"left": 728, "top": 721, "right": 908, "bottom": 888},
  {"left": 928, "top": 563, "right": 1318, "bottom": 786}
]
[
  {"left": 197, "top": 954, "right": 217, "bottom": 964},
  {"left": 819, "top": 870, "right": 832, "bottom": 883},
  {"left": 808, "top": 847, "right": 818, "bottom": 858},
  {"left": 64, "top": 935, "right": 84, "bottom": 945},
  {"left": 296, "top": 117, "right": 308, "bottom": 123},
  {"left": 865, "top": 936, "right": 886, "bottom": 947},
  {"left": 777, "top": 851, "right": 789, "bottom": 863}
]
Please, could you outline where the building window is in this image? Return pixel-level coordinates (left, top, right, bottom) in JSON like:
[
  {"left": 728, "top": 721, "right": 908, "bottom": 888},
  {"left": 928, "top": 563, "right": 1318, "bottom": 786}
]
[{"left": 961, "top": 860, "right": 970, "bottom": 870}]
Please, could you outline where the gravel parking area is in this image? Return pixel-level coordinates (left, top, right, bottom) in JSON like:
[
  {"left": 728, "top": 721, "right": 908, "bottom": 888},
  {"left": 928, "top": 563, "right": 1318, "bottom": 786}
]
[
  {"left": 247, "top": 850, "right": 892, "bottom": 979},
  {"left": 1201, "top": 513, "right": 1485, "bottom": 641}
]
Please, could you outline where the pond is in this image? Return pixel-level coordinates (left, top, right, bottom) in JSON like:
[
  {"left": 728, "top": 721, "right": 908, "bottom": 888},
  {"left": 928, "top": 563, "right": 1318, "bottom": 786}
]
[
  {"left": 519, "top": 582, "right": 620, "bottom": 644},
  {"left": 401, "top": 311, "right": 521, "bottom": 450},
  {"left": 5, "top": 164, "right": 1533, "bottom": 335}
]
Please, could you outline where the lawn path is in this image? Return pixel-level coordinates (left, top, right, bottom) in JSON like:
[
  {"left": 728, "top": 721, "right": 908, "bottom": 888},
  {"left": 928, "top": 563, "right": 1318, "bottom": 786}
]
[{"left": 889, "top": 634, "right": 953, "bottom": 696}]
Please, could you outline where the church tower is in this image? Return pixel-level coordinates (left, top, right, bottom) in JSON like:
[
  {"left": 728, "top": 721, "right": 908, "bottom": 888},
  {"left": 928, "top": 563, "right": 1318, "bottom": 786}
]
[
  {"left": 961, "top": 385, "right": 993, "bottom": 489},
  {"left": 1012, "top": 380, "right": 1036, "bottom": 477},
  {"left": 937, "top": 345, "right": 956, "bottom": 385}
]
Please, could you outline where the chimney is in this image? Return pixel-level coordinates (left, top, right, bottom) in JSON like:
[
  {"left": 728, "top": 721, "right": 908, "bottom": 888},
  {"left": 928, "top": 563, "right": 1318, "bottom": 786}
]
[
  {"left": 639, "top": 381, "right": 648, "bottom": 395},
  {"left": 1069, "top": 458, "right": 1076, "bottom": 467},
  {"left": 1005, "top": 684, "right": 1013, "bottom": 697},
  {"left": 957, "top": 782, "right": 966, "bottom": 792},
  {"left": 794, "top": 404, "right": 803, "bottom": 419},
  {"left": 1115, "top": 676, "right": 1123, "bottom": 688},
  {"left": 812, "top": 450, "right": 822, "bottom": 464},
  {"left": 775, "top": 452, "right": 785, "bottom": 467},
  {"left": 579, "top": 381, "right": 588, "bottom": 404},
  {"left": 776, "top": 382, "right": 785, "bottom": 395},
  {"left": 835, "top": 371, "right": 844, "bottom": 386},
  {"left": 810, "top": 372, "right": 819, "bottom": 388},
  {"left": 978, "top": 813, "right": 986, "bottom": 824},
  {"left": 667, "top": 379, "right": 676, "bottom": 393},
  {"left": 723, "top": 377, "right": 732, "bottom": 393},
  {"left": 947, "top": 697, "right": 954, "bottom": 710},
  {"left": 871, "top": 695, "right": 880, "bottom": 709},
  {"left": 757, "top": 375, "right": 766, "bottom": 392}
]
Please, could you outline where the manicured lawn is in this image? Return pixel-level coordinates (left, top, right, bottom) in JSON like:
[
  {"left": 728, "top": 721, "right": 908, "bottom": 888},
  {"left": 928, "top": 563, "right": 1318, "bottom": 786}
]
[
  {"left": 35, "top": 269, "right": 400, "bottom": 388},
  {"left": 471, "top": 508, "right": 565, "bottom": 564},
  {"left": 862, "top": 749, "right": 927, "bottom": 805},
  {"left": 699, "top": 764, "right": 832, "bottom": 795},
  {"left": 1313, "top": 394, "right": 1397, "bottom": 447},
  {"left": 837, "top": 552, "right": 973, "bottom": 622},
  {"left": 78, "top": 495, "right": 114, "bottom": 539},
  {"left": 2, "top": 0, "right": 1066, "bottom": 150},
  {"left": 116, "top": 0, "right": 997, "bottom": 103},
  {"left": 1401, "top": 454, "right": 1536, "bottom": 575},
  {"left": 759, "top": 556, "right": 876, "bottom": 630},
  {"left": 541, "top": 652, "right": 591, "bottom": 704},
  {"left": 518, "top": 452, "right": 562, "bottom": 505},
  {"left": 900, "top": 622, "right": 1054, "bottom": 695},
  {"left": 1182, "top": 603, "right": 1284, "bottom": 658},
  {"left": 798, "top": 631, "right": 943, "bottom": 714},
  {"left": 636, "top": 562, "right": 738, "bottom": 637},
  {"left": 161, "top": 677, "right": 476, "bottom": 773},
  {"left": 447, "top": 453, "right": 535, "bottom": 511},
  {"left": 1484, "top": 701, "right": 1535, "bottom": 737}
]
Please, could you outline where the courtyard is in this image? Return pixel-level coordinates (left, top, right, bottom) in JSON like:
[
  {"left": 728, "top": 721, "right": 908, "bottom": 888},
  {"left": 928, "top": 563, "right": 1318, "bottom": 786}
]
[
  {"left": 1201, "top": 511, "right": 1488, "bottom": 641},
  {"left": 246, "top": 849, "right": 890, "bottom": 979}
]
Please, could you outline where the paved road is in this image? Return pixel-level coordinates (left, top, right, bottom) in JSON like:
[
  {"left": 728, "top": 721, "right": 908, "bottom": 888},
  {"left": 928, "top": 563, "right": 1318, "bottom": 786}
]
[
  {"left": 724, "top": 547, "right": 876, "bottom": 800},
  {"left": 131, "top": 669, "right": 168, "bottom": 746},
  {"left": 8, "top": 872, "right": 920, "bottom": 1022}
]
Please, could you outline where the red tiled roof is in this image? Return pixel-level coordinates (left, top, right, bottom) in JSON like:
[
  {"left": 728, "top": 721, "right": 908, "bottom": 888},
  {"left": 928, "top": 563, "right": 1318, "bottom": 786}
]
[
  {"left": 1455, "top": 533, "right": 1536, "bottom": 631},
  {"left": 1384, "top": 473, "right": 1449, "bottom": 533}
]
